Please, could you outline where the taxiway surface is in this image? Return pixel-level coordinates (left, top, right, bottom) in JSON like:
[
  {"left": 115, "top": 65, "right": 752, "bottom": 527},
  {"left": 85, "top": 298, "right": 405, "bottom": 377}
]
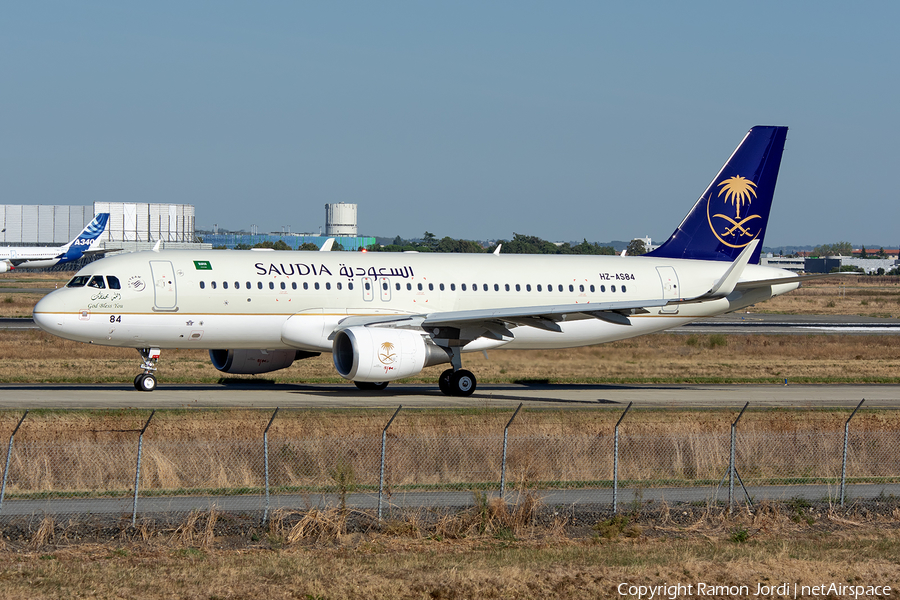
[{"left": 1, "top": 382, "right": 897, "bottom": 410}]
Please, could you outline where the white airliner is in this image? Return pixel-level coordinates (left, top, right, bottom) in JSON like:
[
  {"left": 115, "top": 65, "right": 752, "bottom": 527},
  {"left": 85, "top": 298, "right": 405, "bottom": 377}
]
[
  {"left": 1, "top": 213, "right": 112, "bottom": 273},
  {"left": 35, "top": 126, "right": 813, "bottom": 394}
]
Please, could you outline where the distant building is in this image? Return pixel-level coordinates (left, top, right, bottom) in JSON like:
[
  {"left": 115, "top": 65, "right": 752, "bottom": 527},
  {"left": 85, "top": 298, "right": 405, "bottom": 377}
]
[
  {"left": 761, "top": 255, "right": 805, "bottom": 272},
  {"left": 1, "top": 202, "right": 208, "bottom": 253},
  {"left": 325, "top": 203, "right": 358, "bottom": 236}
]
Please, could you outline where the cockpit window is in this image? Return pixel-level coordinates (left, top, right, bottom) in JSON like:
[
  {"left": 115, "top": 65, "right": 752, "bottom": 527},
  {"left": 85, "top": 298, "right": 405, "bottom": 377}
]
[
  {"left": 66, "top": 275, "right": 90, "bottom": 288},
  {"left": 87, "top": 276, "right": 106, "bottom": 289},
  {"left": 107, "top": 276, "right": 121, "bottom": 290}
]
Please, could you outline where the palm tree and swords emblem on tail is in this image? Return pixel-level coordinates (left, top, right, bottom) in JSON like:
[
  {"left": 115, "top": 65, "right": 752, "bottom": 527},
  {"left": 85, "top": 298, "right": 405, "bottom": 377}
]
[{"left": 707, "top": 175, "right": 762, "bottom": 248}]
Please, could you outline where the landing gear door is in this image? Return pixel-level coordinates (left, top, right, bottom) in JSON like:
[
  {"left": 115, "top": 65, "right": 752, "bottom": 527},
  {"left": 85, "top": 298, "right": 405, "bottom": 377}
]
[
  {"left": 656, "top": 266, "right": 680, "bottom": 314},
  {"left": 150, "top": 260, "right": 178, "bottom": 311}
]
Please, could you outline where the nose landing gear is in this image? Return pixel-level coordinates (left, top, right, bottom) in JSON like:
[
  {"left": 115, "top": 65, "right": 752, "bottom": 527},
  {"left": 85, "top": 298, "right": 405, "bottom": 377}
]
[{"left": 134, "top": 347, "right": 161, "bottom": 392}]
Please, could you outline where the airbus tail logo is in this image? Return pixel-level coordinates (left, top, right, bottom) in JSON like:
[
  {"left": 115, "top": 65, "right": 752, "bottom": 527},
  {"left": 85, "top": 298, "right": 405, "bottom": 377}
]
[
  {"left": 81, "top": 214, "right": 110, "bottom": 240},
  {"left": 707, "top": 175, "right": 762, "bottom": 248}
]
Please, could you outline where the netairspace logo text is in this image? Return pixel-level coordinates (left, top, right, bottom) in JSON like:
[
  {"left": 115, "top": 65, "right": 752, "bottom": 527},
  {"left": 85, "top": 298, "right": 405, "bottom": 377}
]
[{"left": 617, "top": 581, "right": 892, "bottom": 599}]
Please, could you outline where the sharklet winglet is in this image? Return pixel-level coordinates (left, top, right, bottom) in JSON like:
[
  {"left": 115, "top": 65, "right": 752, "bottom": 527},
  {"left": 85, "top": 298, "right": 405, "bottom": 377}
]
[{"left": 706, "top": 239, "right": 759, "bottom": 298}]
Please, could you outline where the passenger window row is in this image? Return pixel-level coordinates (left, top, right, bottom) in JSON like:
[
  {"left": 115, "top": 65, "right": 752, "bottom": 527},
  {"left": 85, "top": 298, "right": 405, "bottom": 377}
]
[{"left": 196, "top": 281, "right": 627, "bottom": 293}]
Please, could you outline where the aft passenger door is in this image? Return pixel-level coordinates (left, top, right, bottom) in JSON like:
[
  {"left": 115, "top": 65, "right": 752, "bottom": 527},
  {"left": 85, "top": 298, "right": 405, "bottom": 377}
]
[
  {"left": 656, "top": 266, "right": 680, "bottom": 314},
  {"left": 150, "top": 260, "right": 178, "bottom": 311}
]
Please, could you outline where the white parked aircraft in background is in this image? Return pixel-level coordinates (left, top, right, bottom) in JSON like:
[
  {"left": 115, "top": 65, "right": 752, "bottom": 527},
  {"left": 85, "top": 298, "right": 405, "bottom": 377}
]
[
  {"left": 1, "top": 213, "right": 112, "bottom": 273},
  {"left": 35, "top": 126, "right": 813, "bottom": 393}
]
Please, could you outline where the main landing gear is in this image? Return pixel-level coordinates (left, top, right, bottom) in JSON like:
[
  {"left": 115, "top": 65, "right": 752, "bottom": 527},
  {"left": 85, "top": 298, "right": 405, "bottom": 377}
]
[
  {"left": 134, "top": 347, "right": 160, "bottom": 392},
  {"left": 351, "top": 350, "right": 478, "bottom": 397},
  {"left": 438, "top": 347, "right": 476, "bottom": 397},
  {"left": 438, "top": 368, "right": 476, "bottom": 397}
]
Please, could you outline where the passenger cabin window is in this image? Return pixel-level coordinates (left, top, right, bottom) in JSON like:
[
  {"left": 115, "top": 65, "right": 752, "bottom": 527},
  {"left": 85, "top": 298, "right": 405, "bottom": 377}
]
[
  {"left": 292, "top": 282, "right": 297, "bottom": 290},
  {"left": 348, "top": 282, "right": 354, "bottom": 290},
  {"left": 440, "top": 283, "right": 445, "bottom": 291},
  {"left": 621, "top": 285, "right": 627, "bottom": 293},
  {"left": 66, "top": 276, "right": 89, "bottom": 288},
  {"left": 407, "top": 283, "right": 412, "bottom": 291},
  {"left": 450, "top": 283, "right": 456, "bottom": 291},
  {"left": 461, "top": 284, "right": 466, "bottom": 291},
  {"left": 223, "top": 282, "right": 229, "bottom": 289},
  {"left": 211, "top": 281, "right": 217, "bottom": 289},
  {"left": 515, "top": 284, "right": 520, "bottom": 292},
  {"left": 246, "top": 282, "right": 251, "bottom": 289},
  {"left": 199, "top": 281, "right": 205, "bottom": 290},
  {"left": 107, "top": 276, "right": 121, "bottom": 290},
  {"left": 537, "top": 285, "right": 542, "bottom": 292},
  {"left": 315, "top": 282, "right": 320, "bottom": 290},
  {"left": 395, "top": 283, "right": 401, "bottom": 291},
  {"left": 258, "top": 282, "right": 263, "bottom": 289},
  {"left": 494, "top": 284, "right": 499, "bottom": 291},
  {"left": 88, "top": 276, "right": 105, "bottom": 289},
  {"left": 280, "top": 282, "right": 286, "bottom": 290},
  {"left": 269, "top": 282, "right": 275, "bottom": 290},
  {"left": 235, "top": 281, "right": 240, "bottom": 289},
  {"left": 418, "top": 283, "right": 423, "bottom": 291},
  {"left": 558, "top": 285, "right": 563, "bottom": 292},
  {"left": 326, "top": 282, "right": 331, "bottom": 290},
  {"left": 526, "top": 284, "right": 531, "bottom": 292},
  {"left": 429, "top": 283, "right": 434, "bottom": 291}
]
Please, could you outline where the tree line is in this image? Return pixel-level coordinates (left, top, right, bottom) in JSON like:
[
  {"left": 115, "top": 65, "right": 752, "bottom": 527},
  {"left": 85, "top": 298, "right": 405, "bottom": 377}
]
[{"left": 365, "top": 232, "right": 626, "bottom": 255}]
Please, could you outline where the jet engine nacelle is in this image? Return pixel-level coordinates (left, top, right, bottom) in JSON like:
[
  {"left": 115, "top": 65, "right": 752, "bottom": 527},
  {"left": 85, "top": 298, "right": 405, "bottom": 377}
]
[
  {"left": 332, "top": 327, "right": 449, "bottom": 382},
  {"left": 0, "top": 263, "right": 9, "bottom": 273},
  {"left": 209, "top": 349, "right": 319, "bottom": 374}
]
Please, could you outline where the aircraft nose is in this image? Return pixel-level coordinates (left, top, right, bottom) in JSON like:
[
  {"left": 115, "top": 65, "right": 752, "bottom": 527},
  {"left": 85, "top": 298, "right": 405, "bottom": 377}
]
[{"left": 32, "top": 292, "right": 66, "bottom": 333}]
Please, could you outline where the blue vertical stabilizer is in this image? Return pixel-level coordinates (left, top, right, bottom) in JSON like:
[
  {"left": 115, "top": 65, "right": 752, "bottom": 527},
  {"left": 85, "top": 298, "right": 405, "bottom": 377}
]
[
  {"left": 646, "top": 126, "right": 787, "bottom": 264},
  {"left": 61, "top": 213, "right": 110, "bottom": 261}
]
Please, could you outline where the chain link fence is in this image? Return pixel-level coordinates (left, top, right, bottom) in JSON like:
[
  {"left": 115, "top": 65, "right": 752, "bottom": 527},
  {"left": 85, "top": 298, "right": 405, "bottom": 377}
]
[{"left": 0, "top": 402, "right": 898, "bottom": 526}]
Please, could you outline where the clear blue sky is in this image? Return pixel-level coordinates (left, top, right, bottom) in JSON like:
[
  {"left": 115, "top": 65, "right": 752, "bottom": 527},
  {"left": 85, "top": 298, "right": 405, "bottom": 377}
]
[{"left": 2, "top": 2, "right": 897, "bottom": 247}]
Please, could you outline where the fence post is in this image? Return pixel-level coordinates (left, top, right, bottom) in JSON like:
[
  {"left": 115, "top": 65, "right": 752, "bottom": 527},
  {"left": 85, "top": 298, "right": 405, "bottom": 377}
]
[
  {"left": 728, "top": 402, "right": 748, "bottom": 514},
  {"left": 131, "top": 410, "right": 155, "bottom": 527},
  {"left": 378, "top": 405, "right": 402, "bottom": 522},
  {"left": 840, "top": 399, "right": 865, "bottom": 507},
  {"left": 262, "top": 407, "right": 280, "bottom": 526},
  {"left": 499, "top": 403, "right": 523, "bottom": 498},
  {"left": 613, "top": 402, "right": 632, "bottom": 515},
  {"left": 0, "top": 411, "right": 28, "bottom": 516}
]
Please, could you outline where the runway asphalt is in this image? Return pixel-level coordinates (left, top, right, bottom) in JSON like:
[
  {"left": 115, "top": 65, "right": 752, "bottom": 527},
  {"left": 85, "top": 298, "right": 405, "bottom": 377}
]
[{"left": 1, "top": 382, "right": 897, "bottom": 410}]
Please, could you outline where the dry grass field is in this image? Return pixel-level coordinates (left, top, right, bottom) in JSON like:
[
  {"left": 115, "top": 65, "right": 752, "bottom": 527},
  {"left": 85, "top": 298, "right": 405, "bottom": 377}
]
[
  {"left": 0, "top": 502, "right": 898, "bottom": 599},
  {"left": 3, "top": 327, "right": 899, "bottom": 384}
]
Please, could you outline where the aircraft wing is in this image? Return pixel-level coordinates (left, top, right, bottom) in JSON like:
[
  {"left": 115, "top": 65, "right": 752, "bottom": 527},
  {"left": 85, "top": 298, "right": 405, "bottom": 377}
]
[
  {"left": 335, "top": 298, "right": 671, "bottom": 341},
  {"left": 82, "top": 248, "right": 122, "bottom": 257},
  {"left": 734, "top": 272, "right": 848, "bottom": 290}
]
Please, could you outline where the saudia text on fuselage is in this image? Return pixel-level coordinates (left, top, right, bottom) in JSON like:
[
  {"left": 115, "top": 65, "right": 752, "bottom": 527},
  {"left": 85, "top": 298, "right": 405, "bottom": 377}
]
[{"left": 253, "top": 262, "right": 415, "bottom": 279}]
